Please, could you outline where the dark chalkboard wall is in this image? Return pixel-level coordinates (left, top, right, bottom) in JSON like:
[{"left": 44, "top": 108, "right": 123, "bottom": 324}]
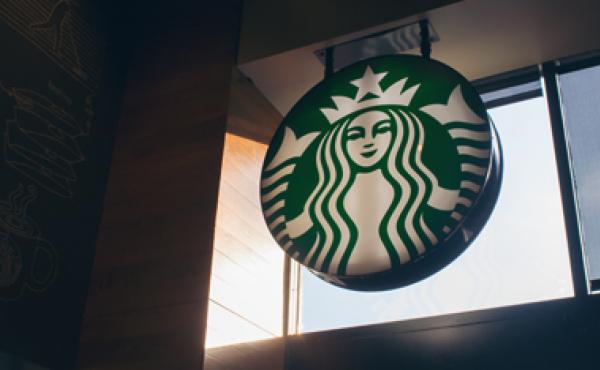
[{"left": 0, "top": 0, "right": 121, "bottom": 368}]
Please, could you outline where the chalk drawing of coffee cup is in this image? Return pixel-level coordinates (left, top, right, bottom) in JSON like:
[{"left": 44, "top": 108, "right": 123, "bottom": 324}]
[
  {"left": 0, "top": 185, "right": 59, "bottom": 300},
  {"left": 28, "top": 237, "right": 58, "bottom": 293}
]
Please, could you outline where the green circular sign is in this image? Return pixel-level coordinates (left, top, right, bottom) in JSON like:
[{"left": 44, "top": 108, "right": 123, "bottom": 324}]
[{"left": 261, "top": 55, "right": 502, "bottom": 290}]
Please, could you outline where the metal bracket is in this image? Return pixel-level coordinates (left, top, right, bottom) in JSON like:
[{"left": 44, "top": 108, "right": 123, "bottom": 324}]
[{"left": 316, "top": 19, "right": 439, "bottom": 74}]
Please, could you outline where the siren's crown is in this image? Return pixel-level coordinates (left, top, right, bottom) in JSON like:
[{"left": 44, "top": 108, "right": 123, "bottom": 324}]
[{"left": 320, "top": 66, "right": 420, "bottom": 124}]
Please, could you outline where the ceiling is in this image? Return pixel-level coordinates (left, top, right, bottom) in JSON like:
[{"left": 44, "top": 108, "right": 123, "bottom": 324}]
[{"left": 238, "top": 0, "right": 600, "bottom": 115}]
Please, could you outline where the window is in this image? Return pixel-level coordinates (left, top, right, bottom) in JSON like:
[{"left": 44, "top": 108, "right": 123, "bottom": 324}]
[
  {"left": 298, "top": 91, "right": 574, "bottom": 333},
  {"left": 558, "top": 62, "right": 600, "bottom": 291}
]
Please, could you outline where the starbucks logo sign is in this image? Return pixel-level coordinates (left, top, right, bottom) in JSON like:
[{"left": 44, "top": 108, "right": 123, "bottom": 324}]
[{"left": 261, "top": 55, "right": 502, "bottom": 290}]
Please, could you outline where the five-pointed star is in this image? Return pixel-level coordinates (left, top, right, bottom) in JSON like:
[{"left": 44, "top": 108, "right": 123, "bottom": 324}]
[{"left": 351, "top": 66, "right": 388, "bottom": 101}]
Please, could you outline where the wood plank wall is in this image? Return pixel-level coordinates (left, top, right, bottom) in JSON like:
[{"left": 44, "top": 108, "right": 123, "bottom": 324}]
[
  {"left": 78, "top": 2, "right": 242, "bottom": 369},
  {"left": 204, "top": 69, "right": 285, "bottom": 348},
  {"left": 226, "top": 68, "right": 282, "bottom": 144},
  {"left": 206, "top": 133, "right": 284, "bottom": 348},
  {"left": 202, "top": 67, "right": 286, "bottom": 368}
]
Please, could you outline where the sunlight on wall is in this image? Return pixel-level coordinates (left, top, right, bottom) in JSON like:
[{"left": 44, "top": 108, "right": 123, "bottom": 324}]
[{"left": 206, "top": 134, "right": 284, "bottom": 348}]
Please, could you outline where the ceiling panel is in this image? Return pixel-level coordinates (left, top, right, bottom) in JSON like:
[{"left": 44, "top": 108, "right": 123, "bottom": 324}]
[{"left": 239, "top": 0, "right": 600, "bottom": 114}]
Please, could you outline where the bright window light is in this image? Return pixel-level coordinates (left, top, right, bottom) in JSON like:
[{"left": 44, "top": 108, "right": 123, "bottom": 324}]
[{"left": 299, "top": 95, "right": 574, "bottom": 333}]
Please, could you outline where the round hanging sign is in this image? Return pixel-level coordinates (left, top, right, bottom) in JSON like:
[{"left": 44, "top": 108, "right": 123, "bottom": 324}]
[{"left": 260, "top": 55, "right": 502, "bottom": 291}]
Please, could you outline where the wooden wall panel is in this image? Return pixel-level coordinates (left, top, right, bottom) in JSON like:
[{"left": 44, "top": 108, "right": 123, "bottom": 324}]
[
  {"left": 206, "top": 134, "right": 285, "bottom": 348},
  {"left": 204, "top": 64, "right": 286, "bottom": 350},
  {"left": 227, "top": 68, "right": 282, "bottom": 144},
  {"left": 78, "top": 2, "right": 242, "bottom": 370}
]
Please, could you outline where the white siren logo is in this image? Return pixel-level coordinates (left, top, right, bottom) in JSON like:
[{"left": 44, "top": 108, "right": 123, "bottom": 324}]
[{"left": 261, "top": 55, "right": 502, "bottom": 290}]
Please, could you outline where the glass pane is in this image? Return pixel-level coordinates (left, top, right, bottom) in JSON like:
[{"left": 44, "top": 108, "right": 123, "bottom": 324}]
[
  {"left": 206, "top": 133, "right": 284, "bottom": 348},
  {"left": 559, "top": 64, "right": 600, "bottom": 284},
  {"left": 299, "top": 96, "right": 574, "bottom": 333}
]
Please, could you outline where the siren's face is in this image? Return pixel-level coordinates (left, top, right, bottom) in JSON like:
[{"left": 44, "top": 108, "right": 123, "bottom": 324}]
[{"left": 345, "top": 110, "right": 393, "bottom": 169}]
